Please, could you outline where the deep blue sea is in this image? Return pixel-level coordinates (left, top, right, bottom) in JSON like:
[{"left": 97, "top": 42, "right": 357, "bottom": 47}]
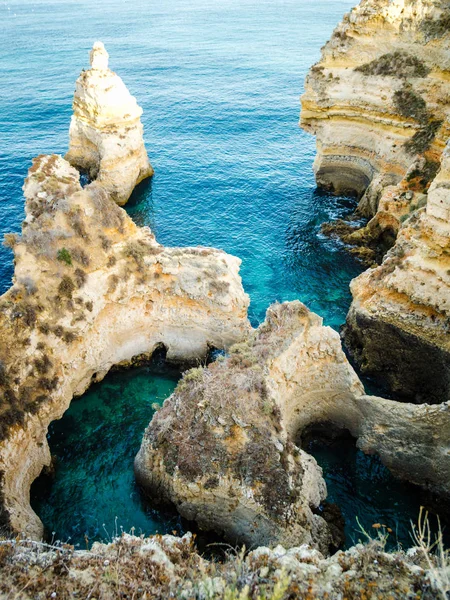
[{"left": 1, "top": 0, "right": 435, "bottom": 550}]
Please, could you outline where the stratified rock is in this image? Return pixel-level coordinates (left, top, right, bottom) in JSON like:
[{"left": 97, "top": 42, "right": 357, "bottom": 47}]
[
  {"left": 344, "top": 142, "right": 450, "bottom": 403},
  {"left": 301, "top": 0, "right": 450, "bottom": 260},
  {"left": 135, "top": 301, "right": 364, "bottom": 553},
  {"left": 0, "top": 154, "right": 250, "bottom": 537},
  {"left": 301, "top": 0, "right": 449, "bottom": 199},
  {"left": 65, "top": 42, "right": 153, "bottom": 205},
  {"left": 136, "top": 301, "right": 450, "bottom": 550}
]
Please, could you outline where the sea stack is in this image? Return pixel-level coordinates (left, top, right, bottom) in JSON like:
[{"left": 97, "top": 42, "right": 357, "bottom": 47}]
[{"left": 65, "top": 41, "right": 153, "bottom": 205}]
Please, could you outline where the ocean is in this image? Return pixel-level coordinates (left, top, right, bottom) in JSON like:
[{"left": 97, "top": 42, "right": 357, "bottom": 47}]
[{"left": 1, "top": 0, "right": 433, "bottom": 549}]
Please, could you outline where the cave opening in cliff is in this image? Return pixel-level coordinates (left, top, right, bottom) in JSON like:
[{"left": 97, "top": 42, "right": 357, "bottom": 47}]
[
  {"left": 297, "top": 421, "right": 448, "bottom": 549},
  {"left": 30, "top": 349, "right": 185, "bottom": 547}
]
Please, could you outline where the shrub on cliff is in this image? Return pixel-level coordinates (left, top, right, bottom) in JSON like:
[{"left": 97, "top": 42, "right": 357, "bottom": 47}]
[
  {"left": 355, "top": 51, "right": 430, "bottom": 78},
  {"left": 393, "top": 84, "right": 428, "bottom": 124},
  {"left": 2, "top": 233, "right": 18, "bottom": 249},
  {"left": 421, "top": 15, "right": 450, "bottom": 41},
  {"left": 58, "top": 275, "right": 75, "bottom": 298},
  {"left": 405, "top": 120, "right": 443, "bottom": 155}
]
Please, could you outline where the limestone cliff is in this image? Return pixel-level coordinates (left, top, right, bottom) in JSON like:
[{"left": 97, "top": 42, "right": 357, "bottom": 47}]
[
  {"left": 135, "top": 302, "right": 363, "bottom": 553},
  {"left": 65, "top": 42, "right": 153, "bottom": 205},
  {"left": 0, "top": 155, "right": 250, "bottom": 537},
  {"left": 135, "top": 301, "right": 450, "bottom": 551},
  {"left": 301, "top": 0, "right": 450, "bottom": 263},
  {"left": 344, "top": 142, "right": 450, "bottom": 403}
]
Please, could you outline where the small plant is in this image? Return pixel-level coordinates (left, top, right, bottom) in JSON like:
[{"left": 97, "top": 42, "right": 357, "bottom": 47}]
[
  {"left": 405, "top": 119, "right": 443, "bottom": 155},
  {"left": 34, "top": 354, "right": 52, "bottom": 375},
  {"left": 406, "top": 158, "right": 440, "bottom": 188},
  {"left": 71, "top": 247, "right": 90, "bottom": 267},
  {"left": 411, "top": 507, "right": 450, "bottom": 600},
  {"left": 57, "top": 247, "right": 72, "bottom": 266},
  {"left": 393, "top": 83, "right": 428, "bottom": 123},
  {"left": 74, "top": 268, "right": 87, "bottom": 288},
  {"left": 3, "top": 233, "right": 18, "bottom": 249},
  {"left": 421, "top": 15, "right": 450, "bottom": 40},
  {"left": 58, "top": 276, "right": 75, "bottom": 298}
]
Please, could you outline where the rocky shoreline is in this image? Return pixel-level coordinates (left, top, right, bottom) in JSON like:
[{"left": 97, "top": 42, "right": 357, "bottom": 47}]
[{"left": 0, "top": 0, "right": 450, "bottom": 596}]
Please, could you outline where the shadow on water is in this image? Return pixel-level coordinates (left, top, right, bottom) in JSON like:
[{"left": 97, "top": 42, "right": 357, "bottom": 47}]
[
  {"left": 30, "top": 351, "right": 230, "bottom": 556},
  {"left": 125, "top": 177, "right": 156, "bottom": 230},
  {"left": 300, "top": 423, "right": 450, "bottom": 551},
  {"left": 31, "top": 354, "right": 183, "bottom": 548}
]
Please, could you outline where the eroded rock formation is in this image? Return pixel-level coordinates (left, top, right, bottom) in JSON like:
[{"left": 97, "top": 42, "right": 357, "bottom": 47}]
[
  {"left": 0, "top": 154, "right": 249, "bottom": 537},
  {"left": 135, "top": 302, "right": 363, "bottom": 553},
  {"left": 344, "top": 142, "right": 450, "bottom": 403},
  {"left": 65, "top": 42, "right": 153, "bottom": 205},
  {"left": 136, "top": 301, "right": 450, "bottom": 551},
  {"left": 301, "top": 0, "right": 450, "bottom": 263}
]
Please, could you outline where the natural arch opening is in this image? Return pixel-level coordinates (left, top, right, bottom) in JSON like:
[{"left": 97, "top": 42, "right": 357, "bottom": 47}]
[
  {"left": 297, "top": 421, "right": 447, "bottom": 549},
  {"left": 30, "top": 349, "right": 184, "bottom": 546}
]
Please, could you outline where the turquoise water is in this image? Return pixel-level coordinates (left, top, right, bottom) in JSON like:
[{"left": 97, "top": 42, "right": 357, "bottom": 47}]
[
  {"left": 307, "top": 438, "right": 442, "bottom": 550},
  {"left": 0, "top": 0, "right": 360, "bottom": 327},
  {"left": 31, "top": 364, "right": 185, "bottom": 546},
  {"left": 2, "top": 0, "right": 433, "bottom": 550}
]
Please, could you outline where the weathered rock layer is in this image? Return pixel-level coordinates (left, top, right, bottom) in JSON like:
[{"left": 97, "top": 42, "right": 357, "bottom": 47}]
[
  {"left": 301, "top": 0, "right": 450, "bottom": 201},
  {"left": 344, "top": 142, "right": 450, "bottom": 403},
  {"left": 301, "top": 0, "right": 450, "bottom": 265},
  {"left": 65, "top": 42, "right": 153, "bottom": 205}
]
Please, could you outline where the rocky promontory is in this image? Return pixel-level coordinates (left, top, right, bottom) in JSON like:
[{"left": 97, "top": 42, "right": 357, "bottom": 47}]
[
  {"left": 0, "top": 45, "right": 250, "bottom": 538},
  {"left": 65, "top": 42, "right": 153, "bottom": 205},
  {"left": 135, "top": 301, "right": 450, "bottom": 552}
]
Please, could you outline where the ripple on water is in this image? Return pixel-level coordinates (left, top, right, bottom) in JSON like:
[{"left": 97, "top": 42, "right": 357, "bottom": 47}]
[{"left": 3, "top": 0, "right": 434, "bottom": 549}]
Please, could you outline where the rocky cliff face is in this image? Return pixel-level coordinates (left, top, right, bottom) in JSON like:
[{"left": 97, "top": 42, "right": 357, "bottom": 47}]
[
  {"left": 0, "top": 154, "right": 249, "bottom": 537},
  {"left": 344, "top": 142, "right": 450, "bottom": 403},
  {"left": 65, "top": 42, "right": 153, "bottom": 205},
  {"left": 135, "top": 302, "right": 363, "bottom": 553},
  {"left": 135, "top": 301, "right": 450, "bottom": 552},
  {"left": 301, "top": 0, "right": 450, "bottom": 264},
  {"left": 302, "top": 0, "right": 449, "bottom": 199}
]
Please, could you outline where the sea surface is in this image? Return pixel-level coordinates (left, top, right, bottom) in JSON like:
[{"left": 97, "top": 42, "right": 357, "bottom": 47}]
[{"left": 1, "top": 0, "right": 435, "bottom": 549}]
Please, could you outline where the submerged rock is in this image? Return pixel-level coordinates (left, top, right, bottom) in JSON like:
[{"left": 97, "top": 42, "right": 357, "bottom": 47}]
[
  {"left": 65, "top": 41, "right": 153, "bottom": 205},
  {"left": 344, "top": 142, "right": 450, "bottom": 404},
  {"left": 301, "top": 0, "right": 450, "bottom": 260},
  {"left": 0, "top": 154, "right": 249, "bottom": 538},
  {"left": 136, "top": 301, "right": 450, "bottom": 550}
]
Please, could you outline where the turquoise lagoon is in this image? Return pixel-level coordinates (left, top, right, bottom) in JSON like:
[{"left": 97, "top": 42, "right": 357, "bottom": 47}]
[{"left": 0, "top": 0, "right": 437, "bottom": 548}]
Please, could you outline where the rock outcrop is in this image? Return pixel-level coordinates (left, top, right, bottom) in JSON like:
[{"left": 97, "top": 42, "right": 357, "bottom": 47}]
[
  {"left": 301, "top": 0, "right": 450, "bottom": 263},
  {"left": 135, "top": 302, "right": 362, "bottom": 553},
  {"left": 344, "top": 142, "right": 450, "bottom": 404},
  {"left": 65, "top": 42, "right": 153, "bottom": 205},
  {"left": 135, "top": 301, "right": 450, "bottom": 551},
  {"left": 0, "top": 154, "right": 250, "bottom": 538},
  {"left": 0, "top": 531, "right": 447, "bottom": 599}
]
